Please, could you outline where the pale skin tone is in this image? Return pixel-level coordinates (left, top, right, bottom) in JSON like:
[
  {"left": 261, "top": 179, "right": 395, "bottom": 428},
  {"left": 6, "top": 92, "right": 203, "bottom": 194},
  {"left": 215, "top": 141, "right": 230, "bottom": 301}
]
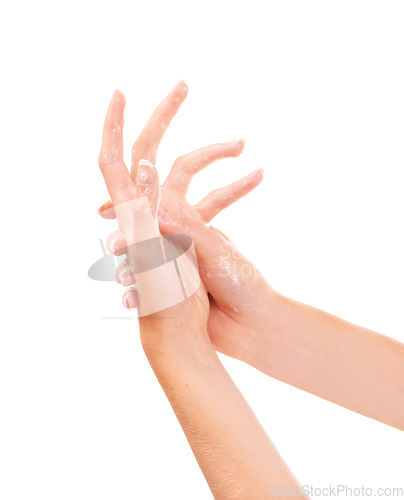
[
  {"left": 98, "top": 82, "right": 404, "bottom": 496},
  {"left": 98, "top": 82, "right": 303, "bottom": 499},
  {"left": 100, "top": 81, "right": 404, "bottom": 433}
]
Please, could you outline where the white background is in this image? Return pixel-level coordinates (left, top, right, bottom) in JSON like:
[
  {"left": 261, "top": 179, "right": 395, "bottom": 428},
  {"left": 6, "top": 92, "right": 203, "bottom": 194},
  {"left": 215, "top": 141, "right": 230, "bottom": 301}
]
[{"left": 1, "top": 1, "right": 404, "bottom": 498}]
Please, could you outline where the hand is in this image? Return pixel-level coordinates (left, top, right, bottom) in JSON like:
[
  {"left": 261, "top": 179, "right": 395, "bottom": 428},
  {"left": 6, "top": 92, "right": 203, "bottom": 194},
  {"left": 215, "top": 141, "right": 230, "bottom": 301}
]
[
  {"left": 98, "top": 85, "right": 210, "bottom": 343},
  {"left": 98, "top": 83, "right": 404, "bottom": 433},
  {"left": 99, "top": 82, "right": 275, "bottom": 361}
]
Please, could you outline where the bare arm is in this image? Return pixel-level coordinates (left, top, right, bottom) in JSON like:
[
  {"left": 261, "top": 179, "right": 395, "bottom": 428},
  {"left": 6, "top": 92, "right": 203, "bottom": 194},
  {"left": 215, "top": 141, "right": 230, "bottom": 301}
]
[
  {"left": 244, "top": 291, "right": 404, "bottom": 431},
  {"left": 99, "top": 82, "right": 404, "bottom": 431},
  {"left": 97, "top": 84, "right": 306, "bottom": 499},
  {"left": 140, "top": 318, "right": 303, "bottom": 499}
]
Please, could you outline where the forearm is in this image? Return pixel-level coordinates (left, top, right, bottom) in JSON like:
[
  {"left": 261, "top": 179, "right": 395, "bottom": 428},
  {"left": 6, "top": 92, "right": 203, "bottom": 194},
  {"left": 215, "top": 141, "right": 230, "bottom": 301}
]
[
  {"left": 140, "top": 319, "right": 302, "bottom": 499},
  {"left": 249, "top": 292, "right": 404, "bottom": 430}
]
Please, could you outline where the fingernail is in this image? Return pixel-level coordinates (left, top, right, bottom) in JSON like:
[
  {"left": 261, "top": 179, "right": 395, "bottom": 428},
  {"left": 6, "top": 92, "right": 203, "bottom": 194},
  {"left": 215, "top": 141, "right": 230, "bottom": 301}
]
[
  {"left": 120, "top": 271, "right": 135, "bottom": 287},
  {"left": 126, "top": 293, "right": 138, "bottom": 310},
  {"left": 106, "top": 237, "right": 117, "bottom": 254},
  {"left": 119, "top": 262, "right": 135, "bottom": 286},
  {"left": 98, "top": 201, "right": 109, "bottom": 213},
  {"left": 123, "top": 288, "right": 138, "bottom": 310},
  {"left": 137, "top": 160, "right": 155, "bottom": 196},
  {"left": 98, "top": 202, "right": 116, "bottom": 219}
]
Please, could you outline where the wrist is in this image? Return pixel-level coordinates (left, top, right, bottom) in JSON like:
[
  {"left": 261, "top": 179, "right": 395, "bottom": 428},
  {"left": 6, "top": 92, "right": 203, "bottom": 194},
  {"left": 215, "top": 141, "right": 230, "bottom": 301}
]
[
  {"left": 241, "top": 288, "right": 288, "bottom": 373},
  {"left": 139, "top": 315, "right": 215, "bottom": 361}
]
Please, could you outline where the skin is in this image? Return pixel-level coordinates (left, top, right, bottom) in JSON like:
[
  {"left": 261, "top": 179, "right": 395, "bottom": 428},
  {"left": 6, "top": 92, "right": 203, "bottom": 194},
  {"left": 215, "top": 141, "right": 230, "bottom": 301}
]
[
  {"left": 101, "top": 82, "right": 404, "bottom": 432},
  {"left": 100, "top": 82, "right": 271, "bottom": 363},
  {"left": 98, "top": 83, "right": 304, "bottom": 499}
]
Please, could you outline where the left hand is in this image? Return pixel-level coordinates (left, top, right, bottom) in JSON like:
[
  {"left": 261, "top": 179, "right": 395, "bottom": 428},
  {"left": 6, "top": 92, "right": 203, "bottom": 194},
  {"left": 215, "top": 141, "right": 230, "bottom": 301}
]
[{"left": 98, "top": 85, "right": 210, "bottom": 342}]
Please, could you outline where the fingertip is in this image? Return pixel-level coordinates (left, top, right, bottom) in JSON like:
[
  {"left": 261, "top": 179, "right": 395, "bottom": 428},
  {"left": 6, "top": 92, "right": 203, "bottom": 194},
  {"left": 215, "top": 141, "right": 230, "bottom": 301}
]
[
  {"left": 227, "top": 138, "right": 245, "bottom": 156},
  {"left": 175, "top": 80, "right": 188, "bottom": 98},
  {"left": 117, "top": 259, "right": 134, "bottom": 285},
  {"left": 106, "top": 237, "right": 116, "bottom": 254},
  {"left": 108, "top": 90, "right": 126, "bottom": 120},
  {"left": 106, "top": 232, "right": 126, "bottom": 255},
  {"left": 98, "top": 208, "right": 115, "bottom": 219},
  {"left": 113, "top": 88, "right": 126, "bottom": 104},
  {"left": 120, "top": 270, "right": 136, "bottom": 287},
  {"left": 178, "top": 79, "right": 188, "bottom": 90},
  {"left": 98, "top": 202, "right": 107, "bottom": 215},
  {"left": 235, "top": 138, "right": 245, "bottom": 154},
  {"left": 244, "top": 168, "right": 264, "bottom": 186},
  {"left": 123, "top": 288, "right": 138, "bottom": 310}
]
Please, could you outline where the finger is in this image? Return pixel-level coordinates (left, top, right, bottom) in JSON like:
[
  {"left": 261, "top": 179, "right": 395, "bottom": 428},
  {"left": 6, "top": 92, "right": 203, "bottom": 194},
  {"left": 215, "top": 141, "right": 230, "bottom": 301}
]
[
  {"left": 131, "top": 81, "right": 188, "bottom": 178},
  {"left": 98, "top": 90, "right": 134, "bottom": 204},
  {"left": 98, "top": 192, "right": 158, "bottom": 219},
  {"left": 135, "top": 160, "right": 160, "bottom": 218},
  {"left": 98, "top": 140, "right": 245, "bottom": 218},
  {"left": 116, "top": 259, "right": 136, "bottom": 287},
  {"left": 97, "top": 158, "right": 165, "bottom": 218},
  {"left": 106, "top": 230, "right": 126, "bottom": 256},
  {"left": 164, "top": 139, "right": 245, "bottom": 196},
  {"left": 114, "top": 163, "right": 160, "bottom": 255},
  {"left": 122, "top": 286, "right": 138, "bottom": 310},
  {"left": 194, "top": 169, "right": 264, "bottom": 223},
  {"left": 98, "top": 200, "right": 116, "bottom": 219}
]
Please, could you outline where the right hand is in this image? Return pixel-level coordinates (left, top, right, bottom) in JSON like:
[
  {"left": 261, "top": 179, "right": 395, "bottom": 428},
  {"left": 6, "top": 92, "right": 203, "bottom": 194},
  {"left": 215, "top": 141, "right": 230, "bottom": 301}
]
[{"left": 101, "top": 81, "right": 275, "bottom": 361}]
